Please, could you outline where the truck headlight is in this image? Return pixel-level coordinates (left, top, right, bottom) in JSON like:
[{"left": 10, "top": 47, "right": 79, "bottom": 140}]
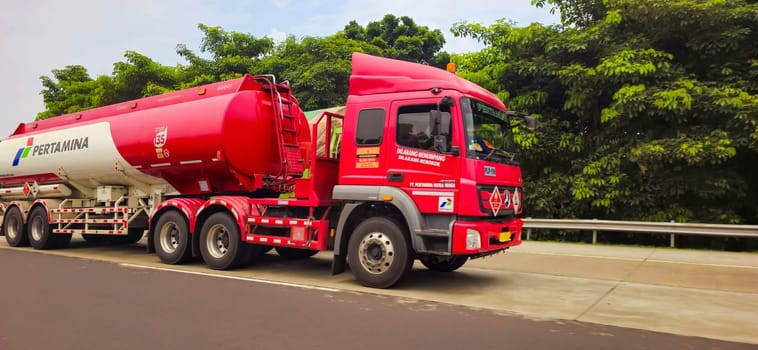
[{"left": 466, "top": 228, "right": 481, "bottom": 250}]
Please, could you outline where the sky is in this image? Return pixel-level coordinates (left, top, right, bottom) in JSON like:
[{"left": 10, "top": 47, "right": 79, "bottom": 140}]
[{"left": 0, "top": 0, "right": 558, "bottom": 137}]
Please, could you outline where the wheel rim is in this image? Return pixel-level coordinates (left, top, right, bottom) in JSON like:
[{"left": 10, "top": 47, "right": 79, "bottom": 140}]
[
  {"left": 159, "top": 222, "right": 180, "bottom": 254},
  {"left": 6, "top": 214, "right": 20, "bottom": 240},
  {"left": 30, "top": 215, "right": 44, "bottom": 241},
  {"left": 206, "top": 224, "right": 231, "bottom": 259},
  {"left": 358, "top": 232, "right": 394, "bottom": 274}
]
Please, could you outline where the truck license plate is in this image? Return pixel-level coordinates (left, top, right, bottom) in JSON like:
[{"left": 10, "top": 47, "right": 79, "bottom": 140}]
[{"left": 498, "top": 232, "right": 512, "bottom": 242}]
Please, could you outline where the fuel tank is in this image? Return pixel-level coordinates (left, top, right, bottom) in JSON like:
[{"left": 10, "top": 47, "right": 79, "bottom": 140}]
[{"left": 0, "top": 75, "right": 310, "bottom": 195}]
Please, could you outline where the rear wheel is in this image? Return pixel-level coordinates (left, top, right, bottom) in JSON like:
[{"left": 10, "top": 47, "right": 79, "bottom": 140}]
[
  {"left": 199, "top": 212, "right": 245, "bottom": 270},
  {"left": 419, "top": 255, "right": 468, "bottom": 272},
  {"left": 347, "top": 217, "right": 412, "bottom": 289},
  {"left": 275, "top": 247, "right": 318, "bottom": 260},
  {"left": 153, "top": 211, "right": 191, "bottom": 264},
  {"left": 3, "top": 206, "right": 28, "bottom": 247},
  {"left": 28, "top": 206, "right": 70, "bottom": 250}
]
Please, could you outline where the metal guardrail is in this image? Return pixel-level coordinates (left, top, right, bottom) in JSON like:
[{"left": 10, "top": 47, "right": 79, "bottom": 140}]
[{"left": 522, "top": 218, "right": 758, "bottom": 247}]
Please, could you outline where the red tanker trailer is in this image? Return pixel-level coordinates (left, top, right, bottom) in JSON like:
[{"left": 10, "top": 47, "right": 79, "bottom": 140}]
[{"left": 0, "top": 53, "right": 534, "bottom": 288}]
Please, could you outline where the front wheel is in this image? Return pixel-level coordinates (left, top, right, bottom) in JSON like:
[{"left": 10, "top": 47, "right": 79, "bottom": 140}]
[
  {"left": 3, "top": 206, "right": 28, "bottom": 247},
  {"left": 199, "top": 212, "right": 246, "bottom": 270},
  {"left": 347, "top": 217, "right": 412, "bottom": 289},
  {"left": 419, "top": 255, "right": 468, "bottom": 272}
]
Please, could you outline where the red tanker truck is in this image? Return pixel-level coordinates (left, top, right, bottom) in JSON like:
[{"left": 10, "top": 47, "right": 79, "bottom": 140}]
[{"left": 0, "top": 52, "right": 534, "bottom": 288}]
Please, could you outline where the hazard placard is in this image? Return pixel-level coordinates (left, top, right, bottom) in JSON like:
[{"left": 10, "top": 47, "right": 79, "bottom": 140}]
[
  {"left": 489, "top": 186, "right": 502, "bottom": 216},
  {"left": 23, "top": 182, "right": 31, "bottom": 199},
  {"left": 31, "top": 181, "right": 40, "bottom": 198}
]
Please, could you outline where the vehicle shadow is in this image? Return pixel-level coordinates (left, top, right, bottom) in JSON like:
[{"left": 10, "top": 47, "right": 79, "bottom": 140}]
[{"left": 54, "top": 239, "right": 508, "bottom": 293}]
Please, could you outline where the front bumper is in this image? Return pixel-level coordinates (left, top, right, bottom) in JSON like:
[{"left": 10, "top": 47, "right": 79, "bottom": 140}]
[{"left": 451, "top": 217, "right": 523, "bottom": 255}]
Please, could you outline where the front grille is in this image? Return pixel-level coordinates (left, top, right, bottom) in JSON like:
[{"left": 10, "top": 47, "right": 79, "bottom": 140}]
[{"left": 476, "top": 185, "right": 522, "bottom": 217}]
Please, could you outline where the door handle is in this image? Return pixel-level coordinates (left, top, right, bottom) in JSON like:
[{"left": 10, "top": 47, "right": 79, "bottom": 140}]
[{"left": 387, "top": 173, "right": 404, "bottom": 182}]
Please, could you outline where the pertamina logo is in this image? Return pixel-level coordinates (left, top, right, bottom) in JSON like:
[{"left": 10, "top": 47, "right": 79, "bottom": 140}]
[
  {"left": 12, "top": 136, "right": 89, "bottom": 167},
  {"left": 438, "top": 197, "right": 454, "bottom": 212}
]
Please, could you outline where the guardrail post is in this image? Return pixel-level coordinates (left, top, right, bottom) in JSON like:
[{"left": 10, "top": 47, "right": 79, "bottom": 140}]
[
  {"left": 669, "top": 220, "right": 676, "bottom": 247},
  {"left": 592, "top": 230, "right": 597, "bottom": 244},
  {"left": 526, "top": 229, "right": 531, "bottom": 241}
]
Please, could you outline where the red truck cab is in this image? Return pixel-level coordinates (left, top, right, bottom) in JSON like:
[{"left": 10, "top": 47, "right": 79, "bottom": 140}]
[{"left": 329, "top": 53, "right": 534, "bottom": 287}]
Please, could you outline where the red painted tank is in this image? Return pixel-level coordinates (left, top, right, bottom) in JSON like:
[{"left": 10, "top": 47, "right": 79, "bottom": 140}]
[{"left": 0, "top": 75, "right": 311, "bottom": 194}]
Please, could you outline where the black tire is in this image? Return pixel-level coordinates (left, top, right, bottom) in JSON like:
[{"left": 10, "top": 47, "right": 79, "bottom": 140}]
[
  {"left": 28, "top": 206, "right": 70, "bottom": 250},
  {"left": 347, "top": 217, "right": 412, "bottom": 289},
  {"left": 153, "top": 211, "right": 191, "bottom": 264},
  {"left": 275, "top": 247, "right": 318, "bottom": 260},
  {"left": 419, "top": 255, "right": 468, "bottom": 272},
  {"left": 199, "top": 212, "right": 245, "bottom": 270},
  {"left": 3, "top": 206, "right": 28, "bottom": 247}
]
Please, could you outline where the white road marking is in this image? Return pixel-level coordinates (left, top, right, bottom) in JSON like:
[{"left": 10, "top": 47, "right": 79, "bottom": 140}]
[{"left": 119, "top": 263, "right": 340, "bottom": 292}]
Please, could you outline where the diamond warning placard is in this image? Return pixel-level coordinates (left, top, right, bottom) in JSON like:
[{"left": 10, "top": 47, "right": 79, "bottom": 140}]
[
  {"left": 23, "top": 182, "right": 31, "bottom": 199},
  {"left": 489, "top": 186, "right": 503, "bottom": 216}
]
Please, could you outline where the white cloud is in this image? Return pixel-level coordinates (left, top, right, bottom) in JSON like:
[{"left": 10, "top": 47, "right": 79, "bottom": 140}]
[{"left": 268, "top": 28, "right": 288, "bottom": 43}]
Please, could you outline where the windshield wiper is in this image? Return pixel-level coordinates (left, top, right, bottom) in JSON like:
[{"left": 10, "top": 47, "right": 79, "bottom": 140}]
[{"left": 478, "top": 148, "right": 519, "bottom": 166}]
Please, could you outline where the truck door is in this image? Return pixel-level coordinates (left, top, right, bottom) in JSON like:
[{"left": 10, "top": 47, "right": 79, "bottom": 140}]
[{"left": 388, "top": 100, "right": 460, "bottom": 214}]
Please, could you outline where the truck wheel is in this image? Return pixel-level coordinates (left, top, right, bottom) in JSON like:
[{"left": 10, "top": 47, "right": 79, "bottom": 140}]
[
  {"left": 347, "top": 217, "right": 412, "bottom": 288},
  {"left": 275, "top": 247, "right": 318, "bottom": 260},
  {"left": 154, "top": 211, "right": 191, "bottom": 264},
  {"left": 3, "top": 206, "right": 28, "bottom": 247},
  {"left": 419, "top": 255, "right": 468, "bottom": 272},
  {"left": 28, "top": 206, "right": 70, "bottom": 250},
  {"left": 199, "top": 212, "right": 245, "bottom": 270}
]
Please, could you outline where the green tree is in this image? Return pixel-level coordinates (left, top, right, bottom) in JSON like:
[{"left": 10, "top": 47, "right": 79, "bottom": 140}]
[
  {"left": 111, "top": 51, "right": 179, "bottom": 100},
  {"left": 257, "top": 34, "right": 381, "bottom": 110},
  {"left": 344, "top": 14, "right": 448, "bottom": 67},
  {"left": 176, "top": 23, "right": 274, "bottom": 83},
  {"left": 453, "top": 0, "right": 758, "bottom": 224},
  {"left": 532, "top": 0, "right": 607, "bottom": 27},
  {"left": 37, "top": 65, "right": 100, "bottom": 119}
]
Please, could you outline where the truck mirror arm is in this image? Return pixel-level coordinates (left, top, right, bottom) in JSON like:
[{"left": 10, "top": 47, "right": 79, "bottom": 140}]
[{"left": 506, "top": 111, "right": 537, "bottom": 131}]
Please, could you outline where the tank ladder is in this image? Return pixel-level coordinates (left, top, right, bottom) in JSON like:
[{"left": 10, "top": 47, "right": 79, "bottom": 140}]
[{"left": 255, "top": 75, "right": 304, "bottom": 182}]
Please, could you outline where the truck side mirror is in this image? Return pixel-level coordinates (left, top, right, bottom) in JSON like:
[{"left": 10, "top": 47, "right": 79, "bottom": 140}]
[
  {"left": 433, "top": 135, "right": 447, "bottom": 153},
  {"left": 429, "top": 110, "right": 441, "bottom": 136}
]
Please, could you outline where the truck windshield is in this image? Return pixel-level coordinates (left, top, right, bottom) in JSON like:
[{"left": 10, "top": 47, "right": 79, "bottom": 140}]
[{"left": 461, "top": 97, "right": 519, "bottom": 166}]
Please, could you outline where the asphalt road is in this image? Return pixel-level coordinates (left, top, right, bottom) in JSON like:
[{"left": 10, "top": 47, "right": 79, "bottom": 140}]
[{"left": 0, "top": 246, "right": 753, "bottom": 350}]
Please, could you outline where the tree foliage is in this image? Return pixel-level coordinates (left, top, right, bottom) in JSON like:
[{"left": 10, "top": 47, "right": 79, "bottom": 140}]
[{"left": 453, "top": 0, "right": 757, "bottom": 224}]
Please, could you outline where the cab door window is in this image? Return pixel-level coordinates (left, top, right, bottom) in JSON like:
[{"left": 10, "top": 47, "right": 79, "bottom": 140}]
[
  {"left": 396, "top": 104, "right": 452, "bottom": 152},
  {"left": 356, "top": 108, "right": 385, "bottom": 146}
]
